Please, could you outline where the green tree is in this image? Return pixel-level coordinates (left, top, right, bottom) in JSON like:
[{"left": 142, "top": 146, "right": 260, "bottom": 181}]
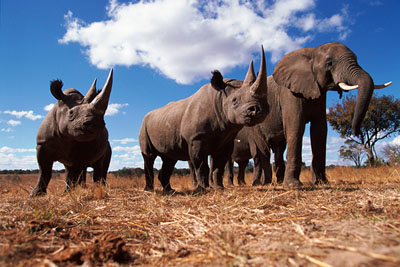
[
  {"left": 339, "top": 139, "right": 365, "bottom": 167},
  {"left": 327, "top": 94, "right": 400, "bottom": 166}
]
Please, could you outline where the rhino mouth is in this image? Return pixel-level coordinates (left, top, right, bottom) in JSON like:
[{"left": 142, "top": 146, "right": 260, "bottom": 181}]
[{"left": 242, "top": 104, "right": 267, "bottom": 126}]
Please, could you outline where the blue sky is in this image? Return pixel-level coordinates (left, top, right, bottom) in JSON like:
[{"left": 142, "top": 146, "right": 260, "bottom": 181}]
[{"left": 0, "top": 0, "right": 399, "bottom": 171}]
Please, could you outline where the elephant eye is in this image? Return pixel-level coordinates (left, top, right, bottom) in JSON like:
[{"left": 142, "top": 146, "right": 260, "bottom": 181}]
[{"left": 326, "top": 57, "right": 333, "bottom": 66}]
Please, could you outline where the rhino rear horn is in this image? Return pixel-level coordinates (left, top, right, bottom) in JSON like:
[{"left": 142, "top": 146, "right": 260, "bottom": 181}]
[
  {"left": 250, "top": 45, "right": 267, "bottom": 97},
  {"left": 82, "top": 78, "right": 98, "bottom": 104},
  {"left": 91, "top": 68, "right": 113, "bottom": 114},
  {"left": 50, "top": 80, "right": 65, "bottom": 100},
  {"left": 243, "top": 60, "right": 256, "bottom": 86}
]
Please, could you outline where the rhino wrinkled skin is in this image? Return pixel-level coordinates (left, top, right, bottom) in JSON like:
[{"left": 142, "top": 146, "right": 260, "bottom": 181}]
[
  {"left": 30, "top": 69, "right": 113, "bottom": 196},
  {"left": 140, "top": 47, "right": 268, "bottom": 194}
]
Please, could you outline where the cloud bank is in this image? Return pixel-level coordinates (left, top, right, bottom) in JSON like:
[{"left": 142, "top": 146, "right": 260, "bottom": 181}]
[{"left": 60, "top": 0, "right": 350, "bottom": 84}]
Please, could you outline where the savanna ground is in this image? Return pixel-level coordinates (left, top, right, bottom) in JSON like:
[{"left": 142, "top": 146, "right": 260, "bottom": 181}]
[{"left": 1, "top": 167, "right": 400, "bottom": 266}]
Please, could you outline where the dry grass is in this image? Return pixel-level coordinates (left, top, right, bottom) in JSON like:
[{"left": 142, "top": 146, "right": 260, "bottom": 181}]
[{"left": 0, "top": 166, "right": 400, "bottom": 266}]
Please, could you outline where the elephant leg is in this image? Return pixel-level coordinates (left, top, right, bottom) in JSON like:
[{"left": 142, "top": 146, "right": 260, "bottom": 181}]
[
  {"left": 143, "top": 153, "right": 156, "bottom": 191},
  {"left": 273, "top": 140, "right": 286, "bottom": 184},
  {"left": 283, "top": 110, "right": 305, "bottom": 187},
  {"left": 158, "top": 157, "right": 177, "bottom": 194},
  {"left": 31, "top": 145, "right": 53, "bottom": 196},
  {"left": 237, "top": 160, "right": 248, "bottom": 186},
  {"left": 310, "top": 119, "right": 329, "bottom": 184},
  {"left": 226, "top": 158, "right": 234, "bottom": 185}
]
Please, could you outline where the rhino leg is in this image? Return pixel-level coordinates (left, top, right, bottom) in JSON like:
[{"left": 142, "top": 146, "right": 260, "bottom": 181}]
[
  {"left": 158, "top": 157, "right": 177, "bottom": 194},
  {"left": 143, "top": 153, "right": 156, "bottom": 191},
  {"left": 188, "top": 161, "right": 197, "bottom": 187},
  {"left": 65, "top": 166, "right": 85, "bottom": 192},
  {"left": 93, "top": 142, "right": 111, "bottom": 185},
  {"left": 31, "top": 145, "right": 54, "bottom": 196},
  {"left": 252, "top": 153, "right": 263, "bottom": 186},
  {"left": 273, "top": 141, "right": 286, "bottom": 184},
  {"left": 189, "top": 141, "right": 210, "bottom": 194},
  {"left": 237, "top": 160, "right": 248, "bottom": 186},
  {"left": 225, "top": 159, "right": 234, "bottom": 185},
  {"left": 77, "top": 169, "right": 87, "bottom": 187}
]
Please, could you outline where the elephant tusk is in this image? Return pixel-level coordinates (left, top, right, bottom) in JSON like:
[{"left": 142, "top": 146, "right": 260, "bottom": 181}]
[
  {"left": 374, "top": 81, "right": 392, "bottom": 89},
  {"left": 338, "top": 82, "right": 358, "bottom": 91}
]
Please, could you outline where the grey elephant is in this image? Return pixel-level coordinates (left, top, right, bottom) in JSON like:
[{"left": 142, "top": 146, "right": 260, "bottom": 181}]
[
  {"left": 139, "top": 47, "right": 268, "bottom": 194},
  {"left": 30, "top": 69, "right": 113, "bottom": 196},
  {"left": 270, "top": 42, "right": 391, "bottom": 187}
]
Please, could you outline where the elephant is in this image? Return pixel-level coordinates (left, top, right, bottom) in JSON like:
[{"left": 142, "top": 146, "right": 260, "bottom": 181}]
[
  {"left": 270, "top": 42, "right": 391, "bottom": 187},
  {"left": 139, "top": 47, "right": 268, "bottom": 194},
  {"left": 30, "top": 69, "right": 113, "bottom": 196}
]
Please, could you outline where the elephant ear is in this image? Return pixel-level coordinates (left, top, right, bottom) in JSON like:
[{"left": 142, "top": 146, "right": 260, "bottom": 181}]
[{"left": 273, "top": 48, "right": 321, "bottom": 100}]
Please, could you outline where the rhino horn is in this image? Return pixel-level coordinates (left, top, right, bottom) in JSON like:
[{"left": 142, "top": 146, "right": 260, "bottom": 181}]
[
  {"left": 243, "top": 60, "right": 256, "bottom": 86},
  {"left": 91, "top": 68, "right": 113, "bottom": 114},
  {"left": 82, "top": 78, "right": 98, "bottom": 104},
  {"left": 250, "top": 45, "right": 267, "bottom": 97}
]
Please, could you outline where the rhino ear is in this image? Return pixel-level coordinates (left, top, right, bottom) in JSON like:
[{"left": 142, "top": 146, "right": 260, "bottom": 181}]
[
  {"left": 50, "top": 80, "right": 65, "bottom": 100},
  {"left": 210, "top": 70, "right": 226, "bottom": 91},
  {"left": 273, "top": 48, "right": 321, "bottom": 100}
]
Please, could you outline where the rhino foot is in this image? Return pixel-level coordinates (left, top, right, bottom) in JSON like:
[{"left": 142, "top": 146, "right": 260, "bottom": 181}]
[
  {"left": 144, "top": 186, "right": 154, "bottom": 192},
  {"left": 227, "top": 179, "right": 234, "bottom": 186},
  {"left": 192, "top": 186, "right": 206, "bottom": 196},
  {"left": 238, "top": 180, "right": 246, "bottom": 186},
  {"left": 252, "top": 179, "right": 262, "bottom": 186},
  {"left": 315, "top": 178, "right": 330, "bottom": 185},
  {"left": 30, "top": 188, "right": 46, "bottom": 197},
  {"left": 162, "top": 187, "right": 177, "bottom": 195}
]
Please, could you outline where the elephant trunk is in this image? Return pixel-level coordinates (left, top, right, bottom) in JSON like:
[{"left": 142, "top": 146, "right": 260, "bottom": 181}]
[{"left": 351, "top": 71, "right": 374, "bottom": 136}]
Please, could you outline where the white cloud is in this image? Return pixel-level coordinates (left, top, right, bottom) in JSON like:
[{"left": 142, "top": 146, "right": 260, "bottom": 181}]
[
  {"left": 60, "top": 0, "right": 351, "bottom": 84},
  {"left": 44, "top": 103, "right": 55, "bottom": 112},
  {"left": 105, "top": 103, "right": 128, "bottom": 116},
  {"left": 112, "top": 138, "right": 137, "bottom": 145},
  {"left": 3, "top": 110, "right": 43, "bottom": 120},
  {"left": 0, "top": 146, "right": 35, "bottom": 153},
  {"left": 1, "top": 128, "right": 13, "bottom": 133},
  {"left": 7, "top": 120, "right": 21, "bottom": 127},
  {"left": 112, "top": 145, "right": 141, "bottom": 154}
]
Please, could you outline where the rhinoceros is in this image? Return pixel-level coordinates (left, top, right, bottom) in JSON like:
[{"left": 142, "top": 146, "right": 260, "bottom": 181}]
[
  {"left": 139, "top": 47, "right": 268, "bottom": 194},
  {"left": 225, "top": 123, "right": 286, "bottom": 186},
  {"left": 30, "top": 69, "right": 113, "bottom": 196}
]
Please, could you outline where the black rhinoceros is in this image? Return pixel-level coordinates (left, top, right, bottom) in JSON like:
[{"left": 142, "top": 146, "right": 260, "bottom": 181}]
[
  {"left": 30, "top": 69, "right": 113, "bottom": 196},
  {"left": 139, "top": 47, "right": 268, "bottom": 194}
]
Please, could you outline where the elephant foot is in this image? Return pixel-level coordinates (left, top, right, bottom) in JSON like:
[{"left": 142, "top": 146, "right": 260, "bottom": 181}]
[
  {"left": 30, "top": 187, "right": 46, "bottom": 197},
  {"left": 192, "top": 186, "right": 207, "bottom": 196},
  {"left": 252, "top": 179, "right": 262, "bottom": 186},
  {"left": 282, "top": 177, "right": 303, "bottom": 189},
  {"left": 144, "top": 185, "right": 154, "bottom": 192}
]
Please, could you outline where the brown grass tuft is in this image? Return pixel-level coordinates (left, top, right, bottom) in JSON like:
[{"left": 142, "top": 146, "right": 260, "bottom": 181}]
[{"left": 0, "top": 166, "right": 400, "bottom": 266}]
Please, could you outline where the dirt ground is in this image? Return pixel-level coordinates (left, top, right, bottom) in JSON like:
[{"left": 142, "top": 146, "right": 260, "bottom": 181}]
[{"left": 1, "top": 166, "right": 400, "bottom": 266}]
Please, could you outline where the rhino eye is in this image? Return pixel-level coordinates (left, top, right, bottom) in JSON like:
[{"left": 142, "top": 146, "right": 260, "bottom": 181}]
[
  {"left": 232, "top": 97, "right": 237, "bottom": 103},
  {"left": 68, "top": 110, "right": 76, "bottom": 121}
]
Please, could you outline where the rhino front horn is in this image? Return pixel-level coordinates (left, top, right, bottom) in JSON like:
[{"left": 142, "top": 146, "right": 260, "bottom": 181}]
[
  {"left": 91, "top": 68, "right": 113, "bottom": 114},
  {"left": 250, "top": 45, "right": 267, "bottom": 97}
]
